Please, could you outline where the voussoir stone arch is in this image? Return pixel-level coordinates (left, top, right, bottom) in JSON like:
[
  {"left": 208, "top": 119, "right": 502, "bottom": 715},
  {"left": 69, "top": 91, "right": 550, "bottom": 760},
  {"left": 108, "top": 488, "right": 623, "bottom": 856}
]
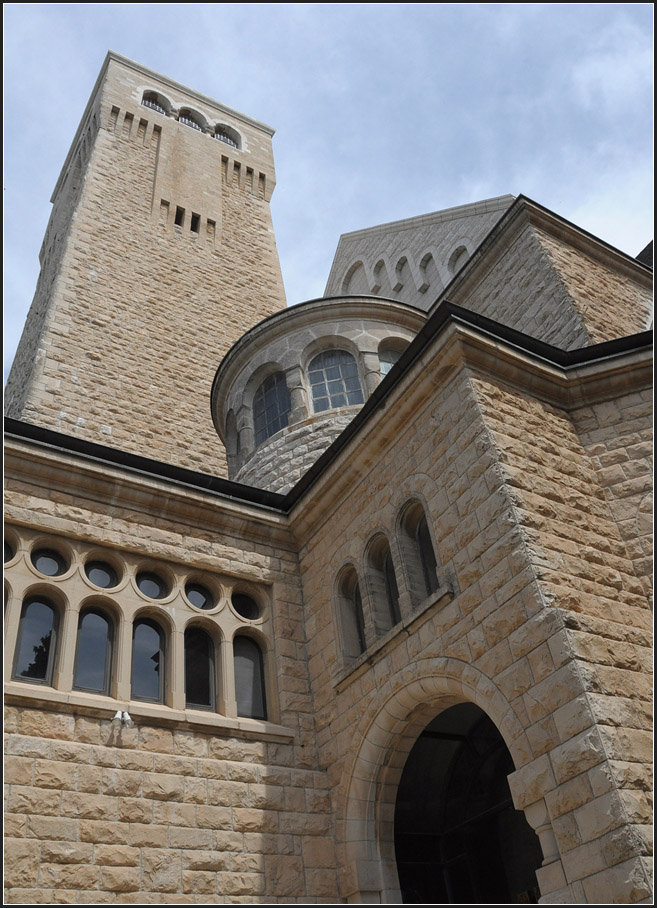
[{"left": 336, "top": 657, "right": 531, "bottom": 902}]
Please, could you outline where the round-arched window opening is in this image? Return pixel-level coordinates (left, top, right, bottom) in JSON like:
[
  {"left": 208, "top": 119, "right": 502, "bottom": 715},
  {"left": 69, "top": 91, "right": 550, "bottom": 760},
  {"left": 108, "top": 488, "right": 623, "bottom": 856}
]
[
  {"left": 185, "top": 582, "right": 215, "bottom": 611},
  {"left": 31, "top": 548, "right": 67, "bottom": 577},
  {"left": 73, "top": 609, "right": 113, "bottom": 695},
  {"left": 178, "top": 109, "right": 204, "bottom": 131},
  {"left": 394, "top": 703, "right": 543, "bottom": 904},
  {"left": 136, "top": 571, "right": 169, "bottom": 600},
  {"left": 214, "top": 125, "right": 240, "bottom": 148},
  {"left": 12, "top": 597, "right": 59, "bottom": 685},
  {"left": 308, "top": 349, "right": 364, "bottom": 413},
  {"left": 85, "top": 560, "right": 119, "bottom": 589},
  {"left": 5, "top": 539, "right": 15, "bottom": 563},
  {"left": 253, "top": 371, "right": 291, "bottom": 446},
  {"left": 232, "top": 592, "right": 260, "bottom": 621}
]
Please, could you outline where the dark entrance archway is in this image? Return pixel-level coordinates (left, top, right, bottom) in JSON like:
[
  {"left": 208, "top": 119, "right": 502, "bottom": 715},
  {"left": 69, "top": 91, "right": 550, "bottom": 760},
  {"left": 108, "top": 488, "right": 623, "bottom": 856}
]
[{"left": 394, "top": 702, "right": 543, "bottom": 904}]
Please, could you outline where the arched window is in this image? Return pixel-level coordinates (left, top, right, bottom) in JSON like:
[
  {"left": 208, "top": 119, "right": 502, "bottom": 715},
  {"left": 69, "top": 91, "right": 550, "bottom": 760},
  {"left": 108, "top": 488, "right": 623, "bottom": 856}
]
[
  {"left": 131, "top": 618, "right": 165, "bottom": 702},
  {"left": 234, "top": 636, "right": 267, "bottom": 720},
  {"left": 185, "top": 626, "right": 215, "bottom": 710},
  {"left": 308, "top": 350, "right": 364, "bottom": 413},
  {"left": 214, "top": 125, "right": 240, "bottom": 148},
  {"left": 178, "top": 109, "right": 204, "bottom": 131},
  {"left": 141, "top": 91, "right": 169, "bottom": 116},
  {"left": 73, "top": 609, "right": 114, "bottom": 695},
  {"left": 368, "top": 536, "right": 401, "bottom": 635},
  {"left": 338, "top": 568, "right": 366, "bottom": 658},
  {"left": 253, "top": 372, "right": 291, "bottom": 445},
  {"left": 399, "top": 501, "right": 439, "bottom": 605},
  {"left": 13, "top": 597, "right": 60, "bottom": 685}
]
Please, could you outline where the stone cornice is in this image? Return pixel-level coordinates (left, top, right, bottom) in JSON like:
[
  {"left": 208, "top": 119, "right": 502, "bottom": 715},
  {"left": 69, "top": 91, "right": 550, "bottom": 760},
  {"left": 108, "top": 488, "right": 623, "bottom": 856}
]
[{"left": 4, "top": 434, "right": 294, "bottom": 552}]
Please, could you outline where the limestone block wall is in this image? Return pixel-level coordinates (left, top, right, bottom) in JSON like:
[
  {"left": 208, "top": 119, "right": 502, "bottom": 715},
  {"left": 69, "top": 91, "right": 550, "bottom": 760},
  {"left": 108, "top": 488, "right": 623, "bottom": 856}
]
[
  {"left": 441, "top": 205, "right": 652, "bottom": 351},
  {"left": 235, "top": 410, "right": 358, "bottom": 493},
  {"left": 3, "top": 443, "right": 337, "bottom": 904},
  {"left": 5, "top": 54, "right": 287, "bottom": 477},
  {"left": 293, "top": 356, "right": 652, "bottom": 902},
  {"left": 570, "top": 389, "right": 653, "bottom": 597}
]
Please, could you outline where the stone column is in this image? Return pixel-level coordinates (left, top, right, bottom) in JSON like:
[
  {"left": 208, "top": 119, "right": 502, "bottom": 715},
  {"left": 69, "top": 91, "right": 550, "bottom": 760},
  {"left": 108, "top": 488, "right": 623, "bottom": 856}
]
[
  {"left": 170, "top": 628, "right": 185, "bottom": 710},
  {"left": 54, "top": 604, "right": 78, "bottom": 691},
  {"left": 236, "top": 403, "right": 255, "bottom": 458},
  {"left": 115, "top": 616, "right": 133, "bottom": 702},
  {"left": 361, "top": 350, "right": 382, "bottom": 396},
  {"left": 219, "top": 636, "right": 237, "bottom": 716},
  {"left": 286, "top": 364, "right": 309, "bottom": 423}
]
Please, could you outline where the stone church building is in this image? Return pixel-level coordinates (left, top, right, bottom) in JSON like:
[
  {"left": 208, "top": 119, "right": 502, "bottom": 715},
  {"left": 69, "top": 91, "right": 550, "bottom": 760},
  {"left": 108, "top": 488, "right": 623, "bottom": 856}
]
[{"left": 4, "top": 53, "right": 653, "bottom": 904}]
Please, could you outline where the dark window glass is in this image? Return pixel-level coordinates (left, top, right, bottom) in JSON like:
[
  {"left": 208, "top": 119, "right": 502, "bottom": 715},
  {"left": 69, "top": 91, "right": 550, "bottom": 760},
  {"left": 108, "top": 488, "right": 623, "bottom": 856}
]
[
  {"left": 308, "top": 350, "right": 364, "bottom": 413},
  {"left": 232, "top": 593, "right": 260, "bottom": 620},
  {"left": 74, "top": 610, "right": 113, "bottom": 694},
  {"left": 417, "top": 516, "right": 438, "bottom": 596},
  {"left": 383, "top": 551, "right": 402, "bottom": 625},
  {"left": 85, "top": 561, "right": 118, "bottom": 589},
  {"left": 352, "top": 582, "right": 366, "bottom": 654},
  {"left": 380, "top": 347, "right": 402, "bottom": 376},
  {"left": 234, "top": 636, "right": 267, "bottom": 720},
  {"left": 185, "top": 626, "right": 215, "bottom": 709},
  {"left": 136, "top": 571, "right": 168, "bottom": 600},
  {"left": 5, "top": 539, "right": 15, "bottom": 563},
  {"left": 131, "top": 620, "right": 164, "bottom": 702},
  {"left": 253, "top": 372, "right": 291, "bottom": 446},
  {"left": 13, "top": 598, "right": 58, "bottom": 684},
  {"left": 186, "top": 582, "right": 215, "bottom": 610},
  {"left": 31, "top": 548, "right": 66, "bottom": 577}
]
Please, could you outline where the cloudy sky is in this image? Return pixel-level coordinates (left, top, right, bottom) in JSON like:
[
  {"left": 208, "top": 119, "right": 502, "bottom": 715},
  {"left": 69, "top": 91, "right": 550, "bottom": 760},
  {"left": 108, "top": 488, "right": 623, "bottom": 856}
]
[{"left": 4, "top": 3, "right": 653, "bottom": 378}]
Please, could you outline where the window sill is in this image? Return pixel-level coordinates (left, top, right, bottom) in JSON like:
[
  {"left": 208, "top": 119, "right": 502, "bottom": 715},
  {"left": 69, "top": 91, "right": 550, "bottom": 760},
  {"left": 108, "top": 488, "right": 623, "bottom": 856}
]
[
  {"left": 4, "top": 681, "right": 294, "bottom": 743},
  {"left": 333, "top": 584, "right": 454, "bottom": 693}
]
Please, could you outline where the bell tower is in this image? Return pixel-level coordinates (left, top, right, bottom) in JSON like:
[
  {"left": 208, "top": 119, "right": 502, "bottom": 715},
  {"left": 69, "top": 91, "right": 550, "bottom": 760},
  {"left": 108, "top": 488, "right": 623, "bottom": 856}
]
[{"left": 5, "top": 52, "right": 287, "bottom": 475}]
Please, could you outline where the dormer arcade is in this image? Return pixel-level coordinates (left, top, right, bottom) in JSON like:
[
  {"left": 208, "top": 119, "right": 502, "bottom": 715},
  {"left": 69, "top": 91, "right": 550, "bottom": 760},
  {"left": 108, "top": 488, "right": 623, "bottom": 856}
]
[{"left": 211, "top": 297, "right": 425, "bottom": 493}]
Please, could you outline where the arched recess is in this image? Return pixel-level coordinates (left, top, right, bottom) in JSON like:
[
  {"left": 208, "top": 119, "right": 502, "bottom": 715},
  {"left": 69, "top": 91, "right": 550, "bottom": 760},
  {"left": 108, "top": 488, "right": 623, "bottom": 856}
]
[
  {"left": 337, "top": 658, "right": 544, "bottom": 904},
  {"left": 342, "top": 260, "right": 372, "bottom": 295}
]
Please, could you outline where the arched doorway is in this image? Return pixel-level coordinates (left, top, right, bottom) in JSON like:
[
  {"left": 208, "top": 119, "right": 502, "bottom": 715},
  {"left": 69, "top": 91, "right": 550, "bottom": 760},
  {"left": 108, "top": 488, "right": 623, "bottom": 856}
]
[{"left": 394, "top": 702, "right": 543, "bottom": 904}]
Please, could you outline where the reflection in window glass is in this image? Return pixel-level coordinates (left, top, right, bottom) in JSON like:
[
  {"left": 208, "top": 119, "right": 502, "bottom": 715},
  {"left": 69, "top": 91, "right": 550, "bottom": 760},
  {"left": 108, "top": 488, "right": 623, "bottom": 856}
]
[
  {"left": 74, "top": 611, "right": 112, "bottom": 693},
  {"left": 352, "top": 581, "right": 366, "bottom": 654},
  {"left": 379, "top": 347, "right": 402, "bottom": 377},
  {"left": 136, "top": 572, "right": 168, "bottom": 600},
  {"left": 31, "top": 549, "right": 66, "bottom": 577},
  {"left": 185, "top": 627, "right": 214, "bottom": 709},
  {"left": 253, "top": 372, "right": 291, "bottom": 445},
  {"left": 234, "top": 636, "right": 267, "bottom": 719},
  {"left": 308, "top": 350, "right": 364, "bottom": 413},
  {"left": 85, "top": 561, "right": 118, "bottom": 589},
  {"left": 13, "top": 598, "right": 58, "bottom": 684},
  {"left": 185, "top": 582, "right": 214, "bottom": 610},
  {"left": 132, "top": 620, "right": 164, "bottom": 702}
]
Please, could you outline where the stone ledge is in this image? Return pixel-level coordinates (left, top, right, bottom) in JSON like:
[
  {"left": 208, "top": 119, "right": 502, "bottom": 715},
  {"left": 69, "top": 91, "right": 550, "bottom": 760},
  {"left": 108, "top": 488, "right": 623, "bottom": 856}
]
[
  {"left": 333, "top": 584, "right": 454, "bottom": 692},
  {"left": 4, "top": 682, "right": 295, "bottom": 743}
]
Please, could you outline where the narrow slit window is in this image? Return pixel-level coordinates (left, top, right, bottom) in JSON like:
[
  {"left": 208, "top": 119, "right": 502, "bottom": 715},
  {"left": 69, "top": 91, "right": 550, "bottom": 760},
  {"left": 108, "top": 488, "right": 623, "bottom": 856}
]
[
  {"left": 174, "top": 207, "right": 185, "bottom": 228},
  {"left": 190, "top": 213, "right": 200, "bottom": 233}
]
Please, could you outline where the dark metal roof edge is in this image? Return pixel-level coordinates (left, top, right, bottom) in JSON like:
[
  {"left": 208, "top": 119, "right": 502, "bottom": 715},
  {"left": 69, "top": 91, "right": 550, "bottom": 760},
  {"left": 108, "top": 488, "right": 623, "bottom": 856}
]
[
  {"left": 5, "top": 313, "right": 652, "bottom": 516},
  {"left": 3, "top": 418, "right": 287, "bottom": 512},
  {"left": 279, "top": 303, "right": 653, "bottom": 508}
]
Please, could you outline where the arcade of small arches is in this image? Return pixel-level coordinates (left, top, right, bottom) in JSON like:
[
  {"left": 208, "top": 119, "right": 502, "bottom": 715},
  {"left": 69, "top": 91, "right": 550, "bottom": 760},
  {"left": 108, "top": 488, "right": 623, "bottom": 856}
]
[
  {"left": 4, "top": 527, "right": 273, "bottom": 726},
  {"left": 140, "top": 89, "right": 242, "bottom": 148},
  {"left": 341, "top": 242, "right": 472, "bottom": 302},
  {"left": 335, "top": 499, "right": 440, "bottom": 663}
]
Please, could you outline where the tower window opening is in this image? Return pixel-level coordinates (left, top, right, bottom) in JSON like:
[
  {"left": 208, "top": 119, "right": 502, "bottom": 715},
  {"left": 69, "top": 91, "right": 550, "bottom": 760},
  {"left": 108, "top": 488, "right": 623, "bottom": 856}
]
[
  {"left": 253, "top": 371, "right": 291, "bottom": 445},
  {"left": 308, "top": 349, "right": 364, "bottom": 413},
  {"left": 141, "top": 91, "right": 169, "bottom": 116},
  {"left": 178, "top": 110, "right": 204, "bottom": 131},
  {"left": 190, "top": 213, "right": 200, "bottom": 233},
  {"left": 214, "top": 126, "right": 240, "bottom": 149},
  {"left": 174, "top": 207, "right": 185, "bottom": 228}
]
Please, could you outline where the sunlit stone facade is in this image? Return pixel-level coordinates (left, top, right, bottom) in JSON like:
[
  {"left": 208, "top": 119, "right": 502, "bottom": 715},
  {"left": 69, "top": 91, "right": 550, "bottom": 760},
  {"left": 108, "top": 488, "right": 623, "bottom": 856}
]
[{"left": 4, "top": 53, "right": 653, "bottom": 905}]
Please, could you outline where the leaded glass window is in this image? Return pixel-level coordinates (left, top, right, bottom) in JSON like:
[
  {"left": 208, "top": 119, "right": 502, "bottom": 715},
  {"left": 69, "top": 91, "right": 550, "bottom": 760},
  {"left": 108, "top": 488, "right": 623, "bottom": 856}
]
[
  {"left": 253, "top": 372, "right": 291, "bottom": 445},
  {"left": 308, "top": 350, "right": 363, "bottom": 413}
]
